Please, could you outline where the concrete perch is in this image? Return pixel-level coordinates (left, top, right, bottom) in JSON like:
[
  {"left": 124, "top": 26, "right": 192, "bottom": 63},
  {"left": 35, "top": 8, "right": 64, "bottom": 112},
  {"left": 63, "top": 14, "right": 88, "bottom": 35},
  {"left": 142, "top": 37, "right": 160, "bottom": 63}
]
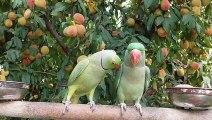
[{"left": 0, "top": 101, "right": 211, "bottom": 120}]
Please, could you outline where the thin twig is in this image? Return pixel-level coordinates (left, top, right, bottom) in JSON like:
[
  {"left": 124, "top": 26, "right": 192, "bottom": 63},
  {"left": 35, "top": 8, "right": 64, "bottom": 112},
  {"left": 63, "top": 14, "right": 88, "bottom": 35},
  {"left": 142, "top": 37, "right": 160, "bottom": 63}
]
[
  {"left": 34, "top": 71, "right": 57, "bottom": 77},
  {"left": 42, "top": 15, "right": 70, "bottom": 55}
]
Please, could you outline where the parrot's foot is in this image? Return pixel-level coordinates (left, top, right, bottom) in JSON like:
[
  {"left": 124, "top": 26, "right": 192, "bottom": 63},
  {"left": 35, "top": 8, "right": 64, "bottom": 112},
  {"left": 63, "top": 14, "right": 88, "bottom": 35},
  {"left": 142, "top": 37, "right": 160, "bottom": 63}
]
[
  {"left": 119, "top": 103, "right": 127, "bottom": 115},
  {"left": 62, "top": 100, "right": 71, "bottom": 115},
  {"left": 134, "top": 103, "right": 143, "bottom": 116},
  {"left": 88, "top": 101, "right": 95, "bottom": 112}
]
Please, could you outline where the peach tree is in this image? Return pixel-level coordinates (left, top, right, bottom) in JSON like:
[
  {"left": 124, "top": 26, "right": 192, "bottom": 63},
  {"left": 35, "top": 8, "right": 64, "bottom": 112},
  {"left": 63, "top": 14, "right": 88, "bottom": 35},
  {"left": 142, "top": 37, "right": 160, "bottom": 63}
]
[{"left": 0, "top": 0, "right": 211, "bottom": 107}]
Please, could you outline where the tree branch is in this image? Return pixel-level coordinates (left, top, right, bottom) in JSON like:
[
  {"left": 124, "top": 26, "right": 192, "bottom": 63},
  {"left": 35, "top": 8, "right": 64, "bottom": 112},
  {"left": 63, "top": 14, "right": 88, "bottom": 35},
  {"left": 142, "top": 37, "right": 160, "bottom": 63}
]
[
  {"left": 42, "top": 15, "right": 70, "bottom": 55},
  {"left": 0, "top": 101, "right": 211, "bottom": 120}
]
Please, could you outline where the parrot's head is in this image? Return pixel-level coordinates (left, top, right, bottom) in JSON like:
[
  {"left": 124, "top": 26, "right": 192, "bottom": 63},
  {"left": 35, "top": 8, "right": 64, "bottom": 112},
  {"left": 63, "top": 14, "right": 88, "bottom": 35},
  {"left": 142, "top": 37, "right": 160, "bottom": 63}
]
[
  {"left": 101, "top": 50, "right": 122, "bottom": 70},
  {"left": 126, "top": 43, "right": 145, "bottom": 66}
]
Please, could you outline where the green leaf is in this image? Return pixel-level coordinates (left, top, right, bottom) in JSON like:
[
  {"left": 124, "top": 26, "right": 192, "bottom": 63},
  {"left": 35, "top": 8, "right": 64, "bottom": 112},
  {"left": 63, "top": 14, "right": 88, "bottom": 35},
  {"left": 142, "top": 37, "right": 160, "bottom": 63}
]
[
  {"left": 131, "top": 36, "right": 138, "bottom": 42},
  {"left": 34, "top": 14, "right": 46, "bottom": 28},
  {"left": 182, "top": 13, "right": 192, "bottom": 25},
  {"left": 17, "top": 27, "right": 28, "bottom": 39},
  {"left": 162, "top": 18, "right": 171, "bottom": 32},
  {"left": 5, "top": 50, "right": 20, "bottom": 62},
  {"left": 62, "top": 56, "right": 70, "bottom": 67},
  {"left": 155, "top": 16, "right": 164, "bottom": 26},
  {"left": 99, "top": 25, "right": 113, "bottom": 42},
  {"left": 53, "top": 2, "right": 66, "bottom": 12},
  {"left": 147, "top": 14, "right": 156, "bottom": 31},
  {"left": 51, "top": 2, "right": 67, "bottom": 16},
  {"left": 144, "top": 0, "right": 154, "bottom": 9},
  {"left": 0, "top": 26, "right": 5, "bottom": 35},
  {"left": 12, "top": 37, "right": 22, "bottom": 49},
  {"left": 137, "top": 35, "right": 150, "bottom": 43},
  {"left": 156, "top": 49, "right": 164, "bottom": 63},
  {"left": 21, "top": 72, "right": 31, "bottom": 83},
  {"left": 6, "top": 40, "right": 13, "bottom": 50},
  {"left": 78, "top": 0, "right": 87, "bottom": 18},
  {"left": 11, "top": 0, "right": 24, "bottom": 8},
  {"left": 57, "top": 68, "right": 65, "bottom": 82}
]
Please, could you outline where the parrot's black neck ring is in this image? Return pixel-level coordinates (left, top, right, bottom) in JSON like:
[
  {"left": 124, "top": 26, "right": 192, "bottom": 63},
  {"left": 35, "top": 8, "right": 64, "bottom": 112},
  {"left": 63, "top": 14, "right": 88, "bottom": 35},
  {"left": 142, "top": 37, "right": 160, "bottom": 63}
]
[{"left": 101, "top": 55, "right": 108, "bottom": 70}]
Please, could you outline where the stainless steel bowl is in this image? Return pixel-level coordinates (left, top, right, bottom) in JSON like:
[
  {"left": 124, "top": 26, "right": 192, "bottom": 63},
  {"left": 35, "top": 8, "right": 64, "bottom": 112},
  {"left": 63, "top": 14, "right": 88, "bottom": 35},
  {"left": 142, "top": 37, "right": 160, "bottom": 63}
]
[
  {"left": 167, "top": 87, "right": 212, "bottom": 109},
  {"left": 0, "top": 81, "right": 30, "bottom": 100}
]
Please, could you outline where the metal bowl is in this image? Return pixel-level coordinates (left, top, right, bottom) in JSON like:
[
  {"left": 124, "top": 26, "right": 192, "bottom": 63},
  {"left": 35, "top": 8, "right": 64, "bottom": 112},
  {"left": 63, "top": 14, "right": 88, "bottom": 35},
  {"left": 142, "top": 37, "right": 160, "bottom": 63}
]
[
  {"left": 167, "top": 87, "right": 212, "bottom": 109},
  {"left": 0, "top": 81, "right": 30, "bottom": 100}
]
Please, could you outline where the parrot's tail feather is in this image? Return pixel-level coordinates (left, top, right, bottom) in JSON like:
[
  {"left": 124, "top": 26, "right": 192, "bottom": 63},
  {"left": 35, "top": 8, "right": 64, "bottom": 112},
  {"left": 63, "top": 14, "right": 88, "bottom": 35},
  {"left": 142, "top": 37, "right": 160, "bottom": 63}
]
[{"left": 62, "top": 90, "right": 68, "bottom": 103}]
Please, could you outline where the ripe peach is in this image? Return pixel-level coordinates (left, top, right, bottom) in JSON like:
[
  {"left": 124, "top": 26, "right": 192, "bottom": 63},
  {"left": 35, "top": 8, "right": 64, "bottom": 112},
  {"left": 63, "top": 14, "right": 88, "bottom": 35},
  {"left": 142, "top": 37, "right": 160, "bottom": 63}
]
[
  {"left": 18, "top": 17, "right": 27, "bottom": 26},
  {"left": 27, "top": 0, "right": 35, "bottom": 7},
  {"left": 75, "top": 24, "right": 86, "bottom": 37},
  {"left": 127, "top": 18, "right": 135, "bottom": 27},
  {"left": 159, "top": 69, "right": 166, "bottom": 78},
  {"left": 180, "top": 40, "right": 189, "bottom": 49},
  {"left": 22, "top": 58, "right": 31, "bottom": 66},
  {"left": 24, "top": 9, "right": 32, "bottom": 19},
  {"left": 192, "top": 6, "right": 201, "bottom": 16},
  {"left": 161, "top": 48, "right": 168, "bottom": 57},
  {"left": 8, "top": 12, "right": 17, "bottom": 21},
  {"left": 63, "top": 25, "right": 78, "bottom": 37},
  {"left": 35, "top": 0, "right": 47, "bottom": 9},
  {"left": 157, "top": 27, "right": 167, "bottom": 37},
  {"left": 73, "top": 13, "right": 85, "bottom": 24},
  {"left": 190, "top": 62, "right": 199, "bottom": 70},
  {"left": 202, "top": 0, "right": 210, "bottom": 6},
  {"left": 4, "top": 19, "right": 13, "bottom": 28},
  {"left": 177, "top": 68, "right": 185, "bottom": 77},
  {"left": 161, "top": 0, "right": 170, "bottom": 11},
  {"left": 41, "top": 46, "right": 49, "bottom": 55},
  {"left": 35, "top": 53, "right": 42, "bottom": 59},
  {"left": 180, "top": 7, "right": 190, "bottom": 15},
  {"left": 191, "top": 0, "right": 201, "bottom": 7},
  {"left": 204, "top": 26, "right": 212, "bottom": 35}
]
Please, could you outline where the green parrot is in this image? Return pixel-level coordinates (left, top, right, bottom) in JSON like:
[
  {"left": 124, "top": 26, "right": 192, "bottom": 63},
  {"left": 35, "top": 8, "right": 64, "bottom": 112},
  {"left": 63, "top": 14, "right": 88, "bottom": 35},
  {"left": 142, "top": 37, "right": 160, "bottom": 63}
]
[
  {"left": 62, "top": 50, "right": 122, "bottom": 114},
  {"left": 115, "top": 42, "right": 151, "bottom": 116}
]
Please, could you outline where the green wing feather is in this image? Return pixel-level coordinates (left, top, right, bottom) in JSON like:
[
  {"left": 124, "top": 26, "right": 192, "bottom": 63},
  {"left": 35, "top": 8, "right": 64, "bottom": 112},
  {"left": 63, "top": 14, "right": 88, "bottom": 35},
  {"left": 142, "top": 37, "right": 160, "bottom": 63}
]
[
  {"left": 68, "top": 59, "right": 89, "bottom": 86},
  {"left": 114, "top": 63, "right": 123, "bottom": 91},
  {"left": 144, "top": 66, "right": 151, "bottom": 92}
]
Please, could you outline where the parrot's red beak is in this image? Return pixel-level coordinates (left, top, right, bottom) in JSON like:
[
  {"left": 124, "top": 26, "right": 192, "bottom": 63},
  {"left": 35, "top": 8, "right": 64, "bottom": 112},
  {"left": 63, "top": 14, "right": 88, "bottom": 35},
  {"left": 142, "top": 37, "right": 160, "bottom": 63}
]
[
  {"left": 114, "top": 65, "right": 120, "bottom": 70},
  {"left": 130, "top": 49, "right": 141, "bottom": 65}
]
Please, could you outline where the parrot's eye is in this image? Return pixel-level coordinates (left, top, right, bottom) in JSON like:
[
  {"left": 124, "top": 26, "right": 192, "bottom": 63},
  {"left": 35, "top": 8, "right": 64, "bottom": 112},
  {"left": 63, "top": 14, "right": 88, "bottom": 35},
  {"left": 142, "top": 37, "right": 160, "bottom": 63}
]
[{"left": 112, "top": 61, "right": 115, "bottom": 64}]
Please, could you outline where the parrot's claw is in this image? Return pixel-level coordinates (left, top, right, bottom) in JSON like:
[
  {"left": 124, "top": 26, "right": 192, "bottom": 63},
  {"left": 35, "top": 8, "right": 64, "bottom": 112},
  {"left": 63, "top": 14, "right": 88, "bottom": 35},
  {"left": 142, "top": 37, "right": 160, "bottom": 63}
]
[
  {"left": 119, "top": 103, "right": 127, "bottom": 115},
  {"left": 62, "top": 100, "right": 71, "bottom": 115},
  {"left": 134, "top": 103, "right": 143, "bottom": 116},
  {"left": 89, "top": 101, "right": 95, "bottom": 112}
]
